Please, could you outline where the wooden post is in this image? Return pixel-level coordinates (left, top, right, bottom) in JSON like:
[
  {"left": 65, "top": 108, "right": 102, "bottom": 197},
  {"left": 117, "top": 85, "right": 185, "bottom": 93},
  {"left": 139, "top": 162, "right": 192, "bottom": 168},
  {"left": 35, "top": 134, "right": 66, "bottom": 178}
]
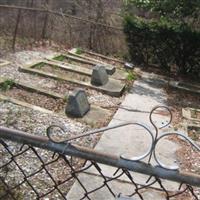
[
  {"left": 12, "top": 9, "right": 21, "bottom": 51},
  {"left": 42, "top": 11, "right": 49, "bottom": 39},
  {"left": 60, "top": 9, "right": 72, "bottom": 48},
  {"left": 42, "top": 0, "right": 49, "bottom": 40}
]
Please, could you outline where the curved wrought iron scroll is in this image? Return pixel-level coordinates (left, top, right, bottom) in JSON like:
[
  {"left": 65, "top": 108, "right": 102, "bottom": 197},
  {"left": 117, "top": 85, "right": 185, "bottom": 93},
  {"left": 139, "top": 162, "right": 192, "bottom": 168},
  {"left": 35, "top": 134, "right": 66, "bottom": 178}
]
[{"left": 47, "top": 105, "right": 200, "bottom": 170}]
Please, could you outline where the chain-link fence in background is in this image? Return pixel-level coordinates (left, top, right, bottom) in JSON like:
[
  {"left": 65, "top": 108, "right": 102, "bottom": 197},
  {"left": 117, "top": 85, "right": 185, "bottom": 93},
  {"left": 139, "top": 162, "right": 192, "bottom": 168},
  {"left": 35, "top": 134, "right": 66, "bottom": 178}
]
[
  {"left": 0, "top": 3, "right": 127, "bottom": 56},
  {"left": 0, "top": 126, "right": 200, "bottom": 200}
]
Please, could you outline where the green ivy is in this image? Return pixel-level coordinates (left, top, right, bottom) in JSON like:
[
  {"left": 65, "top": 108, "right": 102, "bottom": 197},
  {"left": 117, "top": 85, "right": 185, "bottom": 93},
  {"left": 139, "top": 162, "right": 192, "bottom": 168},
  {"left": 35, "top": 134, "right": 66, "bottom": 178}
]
[
  {"left": 126, "top": 0, "right": 200, "bottom": 23},
  {"left": 123, "top": 15, "right": 200, "bottom": 77}
]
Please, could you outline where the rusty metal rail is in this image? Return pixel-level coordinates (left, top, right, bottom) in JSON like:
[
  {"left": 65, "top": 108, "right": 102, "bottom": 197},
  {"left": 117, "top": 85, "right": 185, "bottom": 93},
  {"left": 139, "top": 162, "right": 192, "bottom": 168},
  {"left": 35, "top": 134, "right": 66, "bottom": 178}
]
[
  {"left": 0, "top": 126, "right": 200, "bottom": 187},
  {"left": 0, "top": 126, "right": 199, "bottom": 200}
]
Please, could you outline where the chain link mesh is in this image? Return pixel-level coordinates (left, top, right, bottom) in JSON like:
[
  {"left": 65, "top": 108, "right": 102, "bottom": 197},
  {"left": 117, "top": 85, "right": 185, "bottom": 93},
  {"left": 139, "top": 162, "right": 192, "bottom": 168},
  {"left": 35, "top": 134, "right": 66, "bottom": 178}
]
[{"left": 0, "top": 138, "right": 199, "bottom": 200}]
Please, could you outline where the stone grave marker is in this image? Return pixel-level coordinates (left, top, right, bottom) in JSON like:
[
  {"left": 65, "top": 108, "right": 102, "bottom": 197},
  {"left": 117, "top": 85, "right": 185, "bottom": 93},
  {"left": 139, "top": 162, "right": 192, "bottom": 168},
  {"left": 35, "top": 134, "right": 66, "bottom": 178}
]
[
  {"left": 65, "top": 88, "right": 90, "bottom": 117},
  {"left": 91, "top": 65, "right": 109, "bottom": 86}
]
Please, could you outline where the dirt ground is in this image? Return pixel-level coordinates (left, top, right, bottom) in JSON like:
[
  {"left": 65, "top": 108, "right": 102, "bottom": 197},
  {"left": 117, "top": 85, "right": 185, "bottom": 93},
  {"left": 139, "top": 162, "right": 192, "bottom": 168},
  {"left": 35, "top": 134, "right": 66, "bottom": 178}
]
[
  {"left": 35, "top": 64, "right": 91, "bottom": 82},
  {"left": 0, "top": 47, "right": 127, "bottom": 199},
  {"left": 1, "top": 86, "right": 66, "bottom": 112},
  {"left": 0, "top": 47, "right": 199, "bottom": 199}
]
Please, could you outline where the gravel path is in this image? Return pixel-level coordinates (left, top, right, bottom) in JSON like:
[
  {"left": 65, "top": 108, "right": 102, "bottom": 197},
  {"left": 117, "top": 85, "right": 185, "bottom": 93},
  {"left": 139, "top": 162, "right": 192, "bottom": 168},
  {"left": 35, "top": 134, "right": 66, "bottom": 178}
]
[
  {"left": 0, "top": 49, "right": 125, "bottom": 199},
  {"left": 0, "top": 48, "right": 116, "bottom": 146},
  {"left": 0, "top": 100, "right": 97, "bottom": 199}
]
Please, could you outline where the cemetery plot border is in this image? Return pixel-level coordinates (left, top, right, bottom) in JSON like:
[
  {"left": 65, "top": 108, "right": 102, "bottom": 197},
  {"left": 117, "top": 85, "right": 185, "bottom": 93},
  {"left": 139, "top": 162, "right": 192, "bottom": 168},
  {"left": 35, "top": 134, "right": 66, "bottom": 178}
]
[
  {"left": 69, "top": 48, "right": 124, "bottom": 68},
  {"left": 49, "top": 55, "right": 128, "bottom": 80},
  {"left": 30, "top": 61, "right": 91, "bottom": 83},
  {"left": 182, "top": 107, "right": 200, "bottom": 122},
  {"left": 52, "top": 53, "right": 116, "bottom": 75},
  {"left": 0, "top": 77, "right": 64, "bottom": 114},
  {"left": 0, "top": 59, "right": 10, "bottom": 67},
  {"left": 169, "top": 81, "right": 200, "bottom": 95},
  {"left": 19, "top": 62, "right": 126, "bottom": 97},
  {"left": 0, "top": 78, "right": 112, "bottom": 127}
]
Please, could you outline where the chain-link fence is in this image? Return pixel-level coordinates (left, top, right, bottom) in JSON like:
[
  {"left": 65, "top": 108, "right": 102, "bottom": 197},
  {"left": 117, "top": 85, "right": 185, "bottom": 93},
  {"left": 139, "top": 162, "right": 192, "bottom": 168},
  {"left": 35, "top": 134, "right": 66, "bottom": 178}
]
[
  {"left": 0, "top": 123, "right": 200, "bottom": 200},
  {"left": 0, "top": 3, "right": 126, "bottom": 56}
]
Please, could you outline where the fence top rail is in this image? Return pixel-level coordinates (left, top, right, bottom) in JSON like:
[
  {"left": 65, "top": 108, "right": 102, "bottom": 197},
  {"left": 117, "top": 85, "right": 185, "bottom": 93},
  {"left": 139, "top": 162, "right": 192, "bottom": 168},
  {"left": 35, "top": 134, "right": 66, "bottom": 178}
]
[
  {"left": 0, "top": 4, "right": 124, "bottom": 31},
  {"left": 1, "top": 126, "right": 200, "bottom": 187}
]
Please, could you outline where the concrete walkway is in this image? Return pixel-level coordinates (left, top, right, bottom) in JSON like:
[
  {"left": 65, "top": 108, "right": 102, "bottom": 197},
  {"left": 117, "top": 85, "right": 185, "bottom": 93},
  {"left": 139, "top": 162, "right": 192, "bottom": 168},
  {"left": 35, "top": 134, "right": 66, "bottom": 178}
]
[{"left": 67, "top": 70, "right": 180, "bottom": 200}]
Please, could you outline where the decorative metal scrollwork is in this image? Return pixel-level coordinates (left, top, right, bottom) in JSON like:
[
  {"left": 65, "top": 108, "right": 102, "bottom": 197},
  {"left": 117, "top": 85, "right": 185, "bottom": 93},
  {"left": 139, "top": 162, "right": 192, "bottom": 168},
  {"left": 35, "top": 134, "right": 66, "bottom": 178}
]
[{"left": 47, "top": 105, "right": 200, "bottom": 170}]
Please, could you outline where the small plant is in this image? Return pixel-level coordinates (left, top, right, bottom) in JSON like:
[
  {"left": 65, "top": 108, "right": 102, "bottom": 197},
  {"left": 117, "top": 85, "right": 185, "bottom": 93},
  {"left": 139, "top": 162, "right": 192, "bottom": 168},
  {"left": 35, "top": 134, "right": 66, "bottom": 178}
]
[
  {"left": 54, "top": 55, "right": 65, "bottom": 61},
  {"left": 1, "top": 79, "right": 15, "bottom": 91},
  {"left": 126, "top": 71, "right": 136, "bottom": 81},
  {"left": 63, "top": 95, "right": 68, "bottom": 102},
  {"left": 76, "top": 48, "right": 83, "bottom": 55},
  {"left": 125, "top": 71, "right": 137, "bottom": 92},
  {"left": 34, "top": 62, "right": 45, "bottom": 69}
]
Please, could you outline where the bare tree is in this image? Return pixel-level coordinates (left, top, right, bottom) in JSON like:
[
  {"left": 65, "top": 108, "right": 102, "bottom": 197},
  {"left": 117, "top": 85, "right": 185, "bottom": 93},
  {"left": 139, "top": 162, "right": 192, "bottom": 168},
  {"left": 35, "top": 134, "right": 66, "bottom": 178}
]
[{"left": 0, "top": 0, "right": 126, "bottom": 54}]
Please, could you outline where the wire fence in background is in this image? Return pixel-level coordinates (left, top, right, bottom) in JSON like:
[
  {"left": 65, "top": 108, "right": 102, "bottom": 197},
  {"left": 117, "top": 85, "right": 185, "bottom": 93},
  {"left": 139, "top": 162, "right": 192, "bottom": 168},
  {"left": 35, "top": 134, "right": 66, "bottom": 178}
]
[{"left": 0, "top": 4, "right": 127, "bottom": 56}]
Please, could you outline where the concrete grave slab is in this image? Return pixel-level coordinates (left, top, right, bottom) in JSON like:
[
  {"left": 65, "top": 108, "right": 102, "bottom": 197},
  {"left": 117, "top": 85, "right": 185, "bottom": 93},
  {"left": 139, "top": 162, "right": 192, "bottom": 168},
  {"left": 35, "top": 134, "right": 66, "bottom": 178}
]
[
  {"left": 52, "top": 53, "right": 116, "bottom": 75},
  {"left": 19, "top": 61, "right": 125, "bottom": 97},
  {"left": 81, "top": 48, "right": 124, "bottom": 65},
  {"left": 0, "top": 77, "right": 63, "bottom": 99},
  {"left": 182, "top": 107, "right": 200, "bottom": 122},
  {"left": 74, "top": 75, "right": 180, "bottom": 192},
  {"left": 0, "top": 78, "right": 111, "bottom": 126},
  {"left": 50, "top": 54, "right": 128, "bottom": 80},
  {"left": 83, "top": 118, "right": 180, "bottom": 191},
  {"left": 81, "top": 105, "right": 112, "bottom": 127},
  {"left": 0, "top": 78, "right": 65, "bottom": 114},
  {"left": 69, "top": 48, "right": 124, "bottom": 68},
  {"left": 0, "top": 59, "right": 10, "bottom": 67},
  {"left": 0, "top": 78, "right": 56, "bottom": 114},
  {"left": 47, "top": 58, "right": 94, "bottom": 76},
  {"left": 169, "top": 81, "right": 200, "bottom": 95},
  {"left": 67, "top": 69, "right": 183, "bottom": 199},
  {"left": 0, "top": 93, "right": 54, "bottom": 114}
]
